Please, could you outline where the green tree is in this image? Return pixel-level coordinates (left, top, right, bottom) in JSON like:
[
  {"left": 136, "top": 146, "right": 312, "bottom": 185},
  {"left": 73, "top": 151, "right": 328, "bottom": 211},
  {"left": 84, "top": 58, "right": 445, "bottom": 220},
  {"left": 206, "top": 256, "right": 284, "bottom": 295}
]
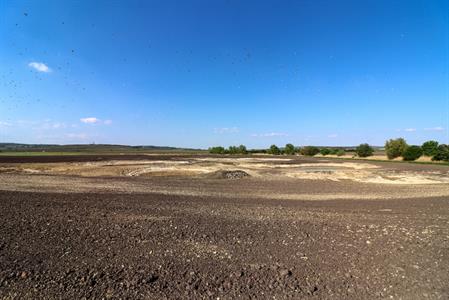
[
  {"left": 385, "top": 138, "right": 408, "bottom": 159},
  {"left": 320, "top": 148, "right": 331, "bottom": 156},
  {"left": 209, "top": 146, "right": 225, "bottom": 154},
  {"left": 238, "top": 145, "right": 247, "bottom": 154},
  {"left": 268, "top": 144, "right": 281, "bottom": 155},
  {"left": 284, "top": 143, "right": 296, "bottom": 155},
  {"left": 356, "top": 143, "right": 374, "bottom": 157},
  {"left": 300, "top": 146, "right": 320, "bottom": 156},
  {"left": 421, "top": 140, "right": 439, "bottom": 157},
  {"left": 402, "top": 145, "right": 423, "bottom": 161},
  {"left": 336, "top": 149, "right": 346, "bottom": 156},
  {"left": 432, "top": 144, "right": 449, "bottom": 161}
]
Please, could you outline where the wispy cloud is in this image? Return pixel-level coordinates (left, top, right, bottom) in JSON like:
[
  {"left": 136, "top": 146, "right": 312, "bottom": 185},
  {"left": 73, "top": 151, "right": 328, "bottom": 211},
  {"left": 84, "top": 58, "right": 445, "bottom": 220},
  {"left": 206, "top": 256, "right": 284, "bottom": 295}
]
[
  {"left": 404, "top": 128, "right": 416, "bottom": 132},
  {"left": 328, "top": 134, "right": 338, "bottom": 138},
  {"left": 80, "top": 117, "right": 112, "bottom": 125},
  {"left": 0, "top": 121, "right": 12, "bottom": 127},
  {"left": 251, "top": 132, "right": 289, "bottom": 137},
  {"left": 214, "top": 127, "right": 239, "bottom": 134},
  {"left": 80, "top": 117, "right": 100, "bottom": 124},
  {"left": 424, "top": 126, "right": 444, "bottom": 132},
  {"left": 28, "top": 62, "right": 51, "bottom": 73}
]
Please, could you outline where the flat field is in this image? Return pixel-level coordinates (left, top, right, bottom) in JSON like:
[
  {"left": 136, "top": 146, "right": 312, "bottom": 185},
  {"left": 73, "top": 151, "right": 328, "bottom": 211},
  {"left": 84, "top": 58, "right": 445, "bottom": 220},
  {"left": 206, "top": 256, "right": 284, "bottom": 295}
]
[{"left": 0, "top": 154, "right": 448, "bottom": 299}]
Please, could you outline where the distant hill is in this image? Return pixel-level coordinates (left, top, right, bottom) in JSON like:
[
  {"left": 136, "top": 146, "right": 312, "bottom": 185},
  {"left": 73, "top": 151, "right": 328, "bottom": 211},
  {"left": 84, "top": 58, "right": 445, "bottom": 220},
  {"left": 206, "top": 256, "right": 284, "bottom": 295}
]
[{"left": 0, "top": 143, "right": 202, "bottom": 152}]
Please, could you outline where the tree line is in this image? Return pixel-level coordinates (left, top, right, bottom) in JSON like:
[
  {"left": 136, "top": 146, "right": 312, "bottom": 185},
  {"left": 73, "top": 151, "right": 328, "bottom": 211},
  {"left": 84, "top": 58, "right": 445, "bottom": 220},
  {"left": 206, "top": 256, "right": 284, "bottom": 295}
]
[{"left": 208, "top": 139, "right": 448, "bottom": 162}]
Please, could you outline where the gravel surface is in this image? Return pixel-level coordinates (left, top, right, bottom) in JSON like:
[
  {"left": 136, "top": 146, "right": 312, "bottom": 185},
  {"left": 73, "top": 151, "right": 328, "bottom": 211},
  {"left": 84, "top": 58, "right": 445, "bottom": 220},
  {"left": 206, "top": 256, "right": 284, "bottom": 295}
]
[
  {"left": 1, "top": 191, "right": 448, "bottom": 299},
  {"left": 1, "top": 155, "right": 448, "bottom": 299}
]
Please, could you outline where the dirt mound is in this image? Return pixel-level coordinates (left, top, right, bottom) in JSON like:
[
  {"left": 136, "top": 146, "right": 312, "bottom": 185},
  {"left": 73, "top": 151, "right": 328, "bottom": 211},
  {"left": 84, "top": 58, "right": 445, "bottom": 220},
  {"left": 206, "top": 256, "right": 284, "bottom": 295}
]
[{"left": 207, "top": 170, "right": 251, "bottom": 179}]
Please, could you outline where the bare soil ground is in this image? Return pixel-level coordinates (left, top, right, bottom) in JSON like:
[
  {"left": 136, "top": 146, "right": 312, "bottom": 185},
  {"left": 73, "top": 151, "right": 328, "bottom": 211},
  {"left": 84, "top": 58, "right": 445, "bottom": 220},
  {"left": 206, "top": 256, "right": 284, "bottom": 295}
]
[{"left": 0, "top": 155, "right": 448, "bottom": 299}]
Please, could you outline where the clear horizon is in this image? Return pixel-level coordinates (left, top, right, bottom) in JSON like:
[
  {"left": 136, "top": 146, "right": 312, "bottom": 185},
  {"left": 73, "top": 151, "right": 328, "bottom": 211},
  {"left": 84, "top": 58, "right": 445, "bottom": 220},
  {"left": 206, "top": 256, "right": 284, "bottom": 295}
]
[{"left": 1, "top": 0, "right": 448, "bottom": 148}]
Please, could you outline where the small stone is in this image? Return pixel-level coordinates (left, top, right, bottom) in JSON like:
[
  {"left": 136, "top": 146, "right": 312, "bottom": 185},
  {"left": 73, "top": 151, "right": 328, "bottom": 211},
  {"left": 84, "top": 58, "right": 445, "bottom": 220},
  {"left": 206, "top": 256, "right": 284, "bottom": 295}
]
[{"left": 279, "top": 269, "right": 292, "bottom": 277}]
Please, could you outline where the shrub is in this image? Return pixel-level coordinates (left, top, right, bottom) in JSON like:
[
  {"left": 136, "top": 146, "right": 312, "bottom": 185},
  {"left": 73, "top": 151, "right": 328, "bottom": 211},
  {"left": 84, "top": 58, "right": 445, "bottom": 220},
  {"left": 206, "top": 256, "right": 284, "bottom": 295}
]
[
  {"left": 284, "top": 143, "right": 296, "bottom": 155},
  {"left": 320, "top": 148, "right": 331, "bottom": 156},
  {"left": 226, "top": 145, "right": 247, "bottom": 154},
  {"left": 268, "top": 144, "right": 281, "bottom": 155},
  {"left": 402, "top": 145, "right": 423, "bottom": 161},
  {"left": 209, "top": 146, "right": 225, "bottom": 154},
  {"left": 432, "top": 144, "right": 449, "bottom": 161},
  {"left": 421, "top": 140, "right": 439, "bottom": 157},
  {"left": 356, "top": 143, "right": 374, "bottom": 157},
  {"left": 385, "top": 138, "right": 408, "bottom": 159},
  {"left": 336, "top": 149, "right": 346, "bottom": 156},
  {"left": 300, "top": 146, "right": 320, "bottom": 156},
  {"left": 238, "top": 145, "right": 247, "bottom": 154}
]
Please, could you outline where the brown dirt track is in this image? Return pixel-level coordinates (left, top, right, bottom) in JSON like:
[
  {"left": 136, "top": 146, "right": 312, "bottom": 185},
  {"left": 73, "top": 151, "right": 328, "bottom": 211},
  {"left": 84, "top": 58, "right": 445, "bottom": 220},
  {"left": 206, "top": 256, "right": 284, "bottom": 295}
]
[{"left": 0, "top": 155, "right": 448, "bottom": 299}]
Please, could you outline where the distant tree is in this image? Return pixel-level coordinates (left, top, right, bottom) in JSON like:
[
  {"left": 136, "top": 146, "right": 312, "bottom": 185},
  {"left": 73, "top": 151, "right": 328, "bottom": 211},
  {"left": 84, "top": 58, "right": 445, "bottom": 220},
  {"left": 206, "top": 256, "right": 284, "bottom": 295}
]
[
  {"left": 402, "top": 145, "right": 423, "bottom": 161},
  {"left": 432, "top": 144, "right": 449, "bottom": 162},
  {"left": 284, "top": 143, "right": 296, "bottom": 155},
  {"left": 227, "top": 146, "right": 238, "bottom": 154},
  {"left": 336, "top": 149, "right": 346, "bottom": 156},
  {"left": 238, "top": 145, "right": 247, "bottom": 154},
  {"left": 209, "top": 146, "right": 225, "bottom": 154},
  {"left": 421, "top": 140, "right": 439, "bottom": 157},
  {"left": 320, "top": 148, "right": 331, "bottom": 156},
  {"left": 268, "top": 144, "right": 281, "bottom": 155},
  {"left": 356, "top": 143, "right": 374, "bottom": 157},
  {"left": 385, "top": 138, "right": 408, "bottom": 159},
  {"left": 300, "top": 146, "right": 320, "bottom": 156}
]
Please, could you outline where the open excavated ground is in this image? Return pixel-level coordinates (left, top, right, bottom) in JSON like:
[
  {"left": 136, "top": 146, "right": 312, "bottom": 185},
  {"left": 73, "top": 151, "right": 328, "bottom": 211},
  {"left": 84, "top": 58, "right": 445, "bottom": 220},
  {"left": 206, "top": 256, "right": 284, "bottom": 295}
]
[{"left": 1, "top": 154, "right": 449, "bottom": 299}]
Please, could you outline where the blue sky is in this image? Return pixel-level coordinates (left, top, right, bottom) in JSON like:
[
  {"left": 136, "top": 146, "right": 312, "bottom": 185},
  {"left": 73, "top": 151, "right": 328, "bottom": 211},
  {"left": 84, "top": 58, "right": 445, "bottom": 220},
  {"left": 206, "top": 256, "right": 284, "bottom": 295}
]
[{"left": 0, "top": 0, "right": 448, "bottom": 148}]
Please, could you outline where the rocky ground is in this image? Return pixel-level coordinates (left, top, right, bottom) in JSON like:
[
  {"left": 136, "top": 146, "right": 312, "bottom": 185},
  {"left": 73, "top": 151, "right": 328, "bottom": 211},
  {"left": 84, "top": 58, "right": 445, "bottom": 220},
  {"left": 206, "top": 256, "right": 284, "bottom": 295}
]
[{"left": 0, "top": 155, "right": 448, "bottom": 299}]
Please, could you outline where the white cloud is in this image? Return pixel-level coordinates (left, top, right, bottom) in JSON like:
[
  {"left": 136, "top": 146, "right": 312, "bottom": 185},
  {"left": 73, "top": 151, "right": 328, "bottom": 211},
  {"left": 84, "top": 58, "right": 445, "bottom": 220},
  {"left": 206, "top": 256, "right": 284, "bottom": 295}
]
[
  {"left": 0, "top": 121, "right": 12, "bottom": 127},
  {"left": 404, "top": 128, "right": 416, "bottom": 132},
  {"left": 80, "top": 117, "right": 100, "bottom": 124},
  {"left": 80, "top": 117, "right": 112, "bottom": 125},
  {"left": 328, "top": 134, "right": 338, "bottom": 138},
  {"left": 28, "top": 62, "right": 51, "bottom": 73},
  {"left": 424, "top": 126, "right": 444, "bottom": 132},
  {"left": 251, "top": 132, "right": 289, "bottom": 137},
  {"left": 214, "top": 127, "right": 239, "bottom": 134}
]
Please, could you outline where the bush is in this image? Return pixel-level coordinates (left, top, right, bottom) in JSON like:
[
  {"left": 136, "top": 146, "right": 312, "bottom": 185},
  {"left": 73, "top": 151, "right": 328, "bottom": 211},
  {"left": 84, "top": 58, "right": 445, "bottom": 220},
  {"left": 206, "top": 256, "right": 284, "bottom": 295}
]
[
  {"left": 320, "top": 148, "right": 331, "bottom": 156},
  {"left": 238, "top": 145, "right": 247, "bottom": 154},
  {"left": 209, "top": 146, "right": 225, "bottom": 154},
  {"left": 421, "top": 140, "right": 439, "bottom": 157},
  {"left": 385, "top": 138, "right": 408, "bottom": 159},
  {"left": 284, "top": 143, "right": 296, "bottom": 155},
  {"left": 402, "top": 145, "right": 423, "bottom": 161},
  {"left": 300, "top": 146, "right": 320, "bottom": 156},
  {"left": 432, "top": 144, "right": 449, "bottom": 161},
  {"left": 267, "top": 144, "right": 281, "bottom": 155},
  {"left": 356, "top": 143, "right": 374, "bottom": 157},
  {"left": 336, "top": 149, "right": 346, "bottom": 156},
  {"left": 227, "top": 145, "right": 247, "bottom": 154}
]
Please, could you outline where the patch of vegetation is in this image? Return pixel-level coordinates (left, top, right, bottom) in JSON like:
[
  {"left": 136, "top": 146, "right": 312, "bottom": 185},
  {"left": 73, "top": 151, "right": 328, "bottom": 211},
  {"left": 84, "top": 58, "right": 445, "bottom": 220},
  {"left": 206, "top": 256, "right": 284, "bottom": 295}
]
[
  {"left": 284, "top": 143, "right": 296, "bottom": 155},
  {"left": 421, "top": 140, "right": 439, "bottom": 157},
  {"left": 320, "top": 148, "right": 331, "bottom": 156},
  {"left": 208, "top": 146, "right": 226, "bottom": 154},
  {"left": 402, "top": 145, "right": 423, "bottom": 161},
  {"left": 356, "top": 143, "right": 374, "bottom": 157},
  {"left": 336, "top": 149, "right": 346, "bottom": 156},
  {"left": 385, "top": 138, "right": 408, "bottom": 159},
  {"left": 267, "top": 145, "right": 281, "bottom": 155},
  {"left": 300, "top": 146, "right": 320, "bottom": 156},
  {"left": 432, "top": 144, "right": 449, "bottom": 162}
]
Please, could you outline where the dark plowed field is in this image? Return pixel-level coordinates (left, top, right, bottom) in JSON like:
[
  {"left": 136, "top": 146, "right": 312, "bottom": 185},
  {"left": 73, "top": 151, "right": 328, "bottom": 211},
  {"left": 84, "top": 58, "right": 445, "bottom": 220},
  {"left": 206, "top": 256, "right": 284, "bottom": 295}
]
[{"left": 1, "top": 190, "right": 448, "bottom": 299}]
